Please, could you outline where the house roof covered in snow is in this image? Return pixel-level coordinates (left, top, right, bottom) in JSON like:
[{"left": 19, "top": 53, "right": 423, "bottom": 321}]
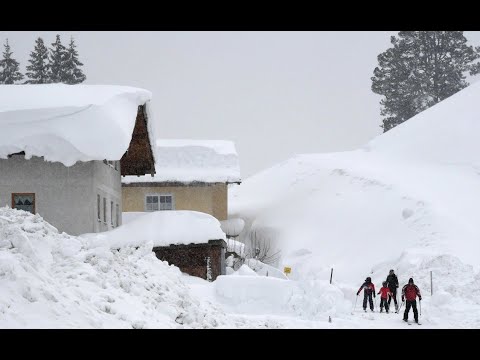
[
  {"left": 122, "top": 139, "right": 241, "bottom": 184},
  {"left": 0, "top": 84, "right": 156, "bottom": 169},
  {"left": 92, "top": 210, "right": 226, "bottom": 249}
]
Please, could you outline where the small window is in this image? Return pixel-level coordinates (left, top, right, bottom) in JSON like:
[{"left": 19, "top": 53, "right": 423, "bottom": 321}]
[
  {"left": 12, "top": 193, "right": 35, "bottom": 214},
  {"left": 145, "top": 194, "right": 173, "bottom": 211},
  {"left": 110, "top": 201, "right": 114, "bottom": 226},
  {"left": 97, "top": 195, "right": 101, "bottom": 221},
  {"left": 160, "top": 195, "right": 173, "bottom": 210},
  {"left": 116, "top": 204, "right": 120, "bottom": 227},
  {"left": 146, "top": 195, "right": 159, "bottom": 211},
  {"left": 103, "top": 197, "right": 107, "bottom": 223}
]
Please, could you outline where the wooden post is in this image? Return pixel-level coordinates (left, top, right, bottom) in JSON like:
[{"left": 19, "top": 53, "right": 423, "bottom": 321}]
[
  {"left": 330, "top": 268, "right": 333, "bottom": 284},
  {"left": 430, "top": 271, "right": 433, "bottom": 296}
]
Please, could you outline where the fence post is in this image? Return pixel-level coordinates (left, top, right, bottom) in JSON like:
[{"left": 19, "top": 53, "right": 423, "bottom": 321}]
[{"left": 330, "top": 268, "right": 333, "bottom": 284}]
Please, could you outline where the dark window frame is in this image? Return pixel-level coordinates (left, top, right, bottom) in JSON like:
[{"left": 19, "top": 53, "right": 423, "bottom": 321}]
[
  {"left": 116, "top": 204, "right": 120, "bottom": 227},
  {"left": 12, "top": 193, "right": 36, "bottom": 214},
  {"left": 110, "top": 201, "right": 114, "bottom": 226},
  {"left": 145, "top": 194, "right": 174, "bottom": 211},
  {"left": 97, "top": 194, "right": 101, "bottom": 221},
  {"left": 103, "top": 197, "right": 107, "bottom": 223}
]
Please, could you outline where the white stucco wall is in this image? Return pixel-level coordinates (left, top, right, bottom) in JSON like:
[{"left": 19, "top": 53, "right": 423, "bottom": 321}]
[
  {"left": 92, "top": 160, "right": 122, "bottom": 233},
  {"left": 0, "top": 155, "right": 121, "bottom": 236}
]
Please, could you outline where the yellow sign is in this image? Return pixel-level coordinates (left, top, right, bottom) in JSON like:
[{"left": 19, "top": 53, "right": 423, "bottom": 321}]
[{"left": 284, "top": 266, "right": 291, "bottom": 274}]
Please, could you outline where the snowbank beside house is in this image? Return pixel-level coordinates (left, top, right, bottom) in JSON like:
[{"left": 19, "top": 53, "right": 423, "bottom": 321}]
[
  {"left": 89, "top": 210, "right": 226, "bottom": 249},
  {"left": 0, "top": 207, "right": 241, "bottom": 328},
  {"left": 0, "top": 84, "right": 152, "bottom": 166},
  {"left": 122, "top": 139, "right": 241, "bottom": 184},
  {"left": 1, "top": 207, "right": 312, "bottom": 329}
]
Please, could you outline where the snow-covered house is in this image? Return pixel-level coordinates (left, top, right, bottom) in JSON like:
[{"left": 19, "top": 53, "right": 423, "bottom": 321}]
[
  {"left": 0, "top": 85, "right": 156, "bottom": 235},
  {"left": 122, "top": 140, "right": 241, "bottom": 221}
]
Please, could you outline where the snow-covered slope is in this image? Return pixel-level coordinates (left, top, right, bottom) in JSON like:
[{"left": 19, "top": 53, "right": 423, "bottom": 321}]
[
  {"left": 229, "top": 82, "right": 480, "bottom": 327},
  {"left": 365, "top": 81, "right": 480, "bottom": 166},
  {"left": 0, "top": 84, "right": 152, "bottom": 166}
]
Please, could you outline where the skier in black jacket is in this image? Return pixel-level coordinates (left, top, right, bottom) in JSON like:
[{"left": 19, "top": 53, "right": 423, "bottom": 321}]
[
  {"left": 386, "top": 269, "right": 399, "bottom": 311},
  {"left": 356, "top": 277, "right": 376, "bottom": 312}
]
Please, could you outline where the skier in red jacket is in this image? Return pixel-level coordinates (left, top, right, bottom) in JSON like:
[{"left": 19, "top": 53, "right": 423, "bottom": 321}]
[
  {"left": 357, "top": 277, "right": 376, "bottom": 312},
  {"left": 378, "top": 281, "right": 393, "bottom": 313},
  {"left": 401, "top": 278, "right": 422, "bottom": 323}
]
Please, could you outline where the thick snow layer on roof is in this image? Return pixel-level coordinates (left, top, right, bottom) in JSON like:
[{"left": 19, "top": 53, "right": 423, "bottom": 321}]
[
  {"left": 89, "top": 211, "right": 226, "bottom": 249},
  {"left": 122, "top": 139, "right": 241, "bottom": 184},
  {"left": 0, "top": 84, "right": 152, "bottom": 166}
]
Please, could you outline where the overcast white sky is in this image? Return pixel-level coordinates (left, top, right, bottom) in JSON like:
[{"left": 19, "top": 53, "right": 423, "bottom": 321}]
[{"left": 2, "top": 31, "right": 480, "bottom": 177}]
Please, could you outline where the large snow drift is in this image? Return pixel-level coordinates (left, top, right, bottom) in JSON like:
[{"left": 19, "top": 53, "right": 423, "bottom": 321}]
[
  {"left": 122, "top": 139, "right": 241, "bottom": 184},
  {"left": 0, "top": 207, "right": 227, "bottom": 328},
  {"left": 0, "top": 84, "right": 152, "bottom": 166},
  {"left": 229, "top": 81, "right": 480, "bottom": 327},
  {"left": 1, "top": 207, "right": 308, "bottom": 328}
]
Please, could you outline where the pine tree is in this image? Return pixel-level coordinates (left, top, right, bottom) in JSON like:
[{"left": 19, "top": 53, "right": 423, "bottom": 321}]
[
  {"left": 372, "top": 31, "right": 480, "bottom": 132},
  {"left": 48, "top": 34, "right": 67, "bottom": 83},
  {"left": 0, "top": 39, "right": 24, "bottom": 84},
  {"left": 63, "top": 37, "right": 86, "bottom": 84},
  {"left": 25, "top": 37, "right": 50, "bottom": 84}
]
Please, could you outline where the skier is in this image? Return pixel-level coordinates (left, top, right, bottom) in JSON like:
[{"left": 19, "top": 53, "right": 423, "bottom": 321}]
[
  {"left": 401, "top": 277, "right": 422, "bottom": 324},
  {"left": 378, "top": 281, "right": 393, "bottom": 313},
  {"left": 356, "top": 277, "right": 376, "bottom": 312},
  {"left": 386, "top": 269, "right": 399, "bottom": 312}
]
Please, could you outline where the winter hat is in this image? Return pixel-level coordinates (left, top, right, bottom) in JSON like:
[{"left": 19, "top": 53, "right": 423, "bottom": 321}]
[
  {"left": 382, "top": 281, "right": 387, "bottom": 286},
  {"left": 389, "top": 269, "right": 394, "bottom": 274},
  {"left": 408, "top": 278, "right": 414, "bottom": 284},
  {"left": 366, "top": 277, "right": 371, "bottom": 282}
]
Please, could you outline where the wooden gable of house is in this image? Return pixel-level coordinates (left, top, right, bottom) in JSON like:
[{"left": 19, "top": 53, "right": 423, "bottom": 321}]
[{"left": 120, "top": 105, "right": 156, "bottom": 176}]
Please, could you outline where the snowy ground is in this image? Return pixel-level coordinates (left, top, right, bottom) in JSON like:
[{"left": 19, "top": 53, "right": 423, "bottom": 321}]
[
  {"left": 1, "top": 205, "right": 479, "bottom": 328},
  {"left": 183, "top": 269, "right": 480, "bottom": 329}
]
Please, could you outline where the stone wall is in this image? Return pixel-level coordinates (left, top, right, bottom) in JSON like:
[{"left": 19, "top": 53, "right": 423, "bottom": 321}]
[{"left": 152, "top": 240, "right": 226, "bottom": 281}]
